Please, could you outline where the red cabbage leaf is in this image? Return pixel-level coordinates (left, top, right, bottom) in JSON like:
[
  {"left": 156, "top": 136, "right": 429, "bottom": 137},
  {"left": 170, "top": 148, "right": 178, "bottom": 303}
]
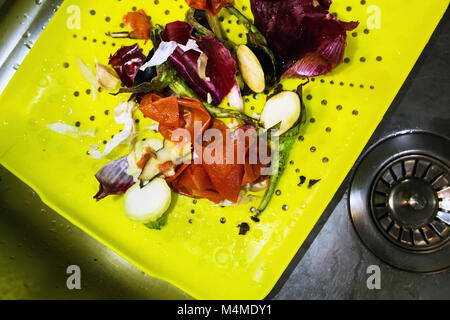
[
  {"left": 162, "top": 21, "right": 238, "bottom": 106},
  {"left": 109, "top": 44, "right": 146, "bottom": 87}
]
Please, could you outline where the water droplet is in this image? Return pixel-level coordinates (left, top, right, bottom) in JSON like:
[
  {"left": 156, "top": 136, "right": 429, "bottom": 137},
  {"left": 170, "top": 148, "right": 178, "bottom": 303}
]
[
  {"left": 24, "top": 40, "right": 33, "bottom": 49},
  {"left": 214, "top": 248, "right": 231, "bottom": 265}
]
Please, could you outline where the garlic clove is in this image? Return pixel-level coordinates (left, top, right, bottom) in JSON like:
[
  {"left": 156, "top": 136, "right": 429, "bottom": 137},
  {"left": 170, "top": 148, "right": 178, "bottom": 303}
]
[
  {"left": 237, "top": 45, "right": 265, "bottom": 94},
  {"left": 96, "top": 63, "right": 121, "bottom": 91},
  {"left": 261, "top": 91, "right": 301, "bottom": 135}
]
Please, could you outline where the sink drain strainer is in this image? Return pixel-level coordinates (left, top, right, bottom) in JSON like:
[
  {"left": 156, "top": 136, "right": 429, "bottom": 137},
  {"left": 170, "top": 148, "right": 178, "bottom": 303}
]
[
  {"left": 371, "top": 154, "right": 449, "bottom": 250},
  {"left": 350, "top": 132, "right": 450, "bottom": 273}
]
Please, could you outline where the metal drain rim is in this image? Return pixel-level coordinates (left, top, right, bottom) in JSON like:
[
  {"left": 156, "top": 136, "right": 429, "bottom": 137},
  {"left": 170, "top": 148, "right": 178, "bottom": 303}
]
[{"left": 349, "top": 131, "right": 450, "bottom": 273}]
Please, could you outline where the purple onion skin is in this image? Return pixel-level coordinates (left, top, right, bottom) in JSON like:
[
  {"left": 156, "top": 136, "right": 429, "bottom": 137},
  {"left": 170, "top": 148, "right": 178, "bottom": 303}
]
[
  {"left": 94, "top": 156, "right": 135, "bottom": 201},
  {"left": 251, "top": 0, "right": 358, "bottom": 78}
]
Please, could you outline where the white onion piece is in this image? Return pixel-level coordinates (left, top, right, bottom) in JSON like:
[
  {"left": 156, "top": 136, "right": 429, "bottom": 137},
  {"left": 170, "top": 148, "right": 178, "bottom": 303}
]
[
  {"left": 77, "top": 57, "right": 99, "bottom": 101},
  {"left": 227, "top": 80, "right": 244, "bottom": 112},
  {"left": 47, "top": 123, "right": 96, "bottom": 138},
  {"left": 90, "top": 101, "right": 137, "bottom": 159},
  {"left": 237, "top": 45, "right": 265, "bottom": 93}
]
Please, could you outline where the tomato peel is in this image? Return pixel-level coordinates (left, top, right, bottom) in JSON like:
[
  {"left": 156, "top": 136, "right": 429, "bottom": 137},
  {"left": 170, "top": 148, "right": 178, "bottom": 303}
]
[
  {"left": 185, "top": 0, "right": 234, "bottom": 16},
  {"left": 123, "top": 9, "right": 151, "bottom": 40},
  {"left": 138, "top": 94, "right": 267, "bottom": 203}
]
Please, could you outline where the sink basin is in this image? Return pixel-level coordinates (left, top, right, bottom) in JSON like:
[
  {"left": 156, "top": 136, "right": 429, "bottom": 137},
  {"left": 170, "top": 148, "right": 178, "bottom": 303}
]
[
  {"left": 0, "top": 0, "right": 448, "bottom": 300},
  {"left": 0, "top": 0, "right": 190, "bottom": 300}
]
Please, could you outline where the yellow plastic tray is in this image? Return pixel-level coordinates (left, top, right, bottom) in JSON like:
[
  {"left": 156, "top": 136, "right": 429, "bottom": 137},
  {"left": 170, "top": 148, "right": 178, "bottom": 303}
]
[{"left": 0, "top": 0, "right": 448, "bottom": 299}]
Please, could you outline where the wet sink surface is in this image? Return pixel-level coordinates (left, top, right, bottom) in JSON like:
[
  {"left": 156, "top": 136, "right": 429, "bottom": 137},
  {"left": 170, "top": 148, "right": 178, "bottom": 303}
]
[
  {"left": 0, "top": 0, "right": 192, "bottom": 300},
  {"left": 0, "top": 165, "right": 191, "bottom": 299},
  {"left": 0, "top": 1, "right": 449, "bottom": 299}
]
